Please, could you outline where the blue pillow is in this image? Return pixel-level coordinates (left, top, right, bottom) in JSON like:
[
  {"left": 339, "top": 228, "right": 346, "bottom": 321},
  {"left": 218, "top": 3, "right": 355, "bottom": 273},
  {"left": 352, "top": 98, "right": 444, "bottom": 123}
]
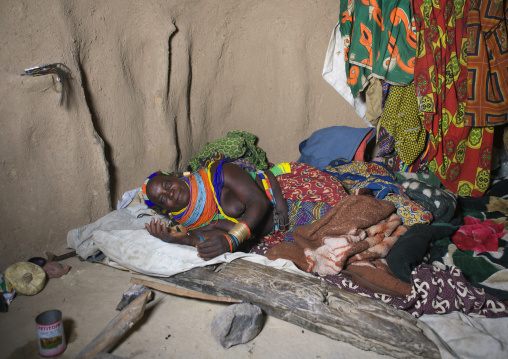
[{"left": 297, "top": 126, "right": 375, "bottom": 170}]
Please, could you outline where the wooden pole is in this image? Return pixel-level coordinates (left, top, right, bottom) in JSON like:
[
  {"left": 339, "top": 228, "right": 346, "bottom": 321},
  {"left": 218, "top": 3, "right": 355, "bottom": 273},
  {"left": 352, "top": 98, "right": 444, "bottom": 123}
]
[{"left": 74, "top": 290, "right": 151, "bottom": 359}]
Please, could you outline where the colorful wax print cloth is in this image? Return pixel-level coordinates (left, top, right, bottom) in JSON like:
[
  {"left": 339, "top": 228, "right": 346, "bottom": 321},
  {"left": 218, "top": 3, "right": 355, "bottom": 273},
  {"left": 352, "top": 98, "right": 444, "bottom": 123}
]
[
  {"left": 340, "top": 0, "right": 417, "bottom": 97},
  {"left": 377, "top": 126, "right": 396, "bottom": 157},
  {"left": 189, "top": 131, "right": 268, "bottom": 172},
  {"left": 465, "top": 0, "right": 508, "bottom": 127},
  {"left": 250, "top": 163, "right": 348, "bottom": 251},
  {"left": 412, "top": 0, "right": 495, "bottom": 197},
  {"left": 324, "top": 159, "right": 405, "bottom": 199},
  {"left": 276, "top": 162, "right": 348, "bottom": 205},
  {"left": 250, "top": 199, "right": 332, "bottom": 251},
  {"left": 380, "top": 83, "right": 426, "bottom": 165},
  {"left": 323, "top": 159, "right": 432, "bottom": 226},
  {"left": 376, "top": 81, "right": 430, "bottom": 173},
  {"left": 231, "top": 158, "right": 256, "bottom": 172},
  {"left": 383, "top": 193, "right": 433, "bottom": 226},
  {"left": 400, "top": 179, "right": 457, "bottom": 223},
  {"left": 377, "top": 126, "right": 430, "bottom": 173}
]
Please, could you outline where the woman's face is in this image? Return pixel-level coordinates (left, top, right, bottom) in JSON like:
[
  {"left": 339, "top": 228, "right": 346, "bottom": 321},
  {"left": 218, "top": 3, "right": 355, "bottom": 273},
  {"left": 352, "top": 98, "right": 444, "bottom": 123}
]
[{"left": 146, "top": 175, "right": 190, "bottom": 212}]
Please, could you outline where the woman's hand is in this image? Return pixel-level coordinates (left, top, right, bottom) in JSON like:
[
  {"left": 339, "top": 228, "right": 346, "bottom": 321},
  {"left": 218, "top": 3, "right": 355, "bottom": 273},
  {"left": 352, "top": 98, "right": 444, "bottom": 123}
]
[
  {"left": 196, "top": 234, "right": 230, "bottom": 261},
  {"left": 145, "top": 218, "right": 191, "bottom": 245}
]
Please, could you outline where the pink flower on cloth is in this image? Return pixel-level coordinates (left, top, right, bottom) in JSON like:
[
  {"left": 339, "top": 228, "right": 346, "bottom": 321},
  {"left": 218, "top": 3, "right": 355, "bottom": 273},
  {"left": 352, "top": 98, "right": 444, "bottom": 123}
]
[{"left": 451, "top": 216, "right": 505, "bottom": 253}]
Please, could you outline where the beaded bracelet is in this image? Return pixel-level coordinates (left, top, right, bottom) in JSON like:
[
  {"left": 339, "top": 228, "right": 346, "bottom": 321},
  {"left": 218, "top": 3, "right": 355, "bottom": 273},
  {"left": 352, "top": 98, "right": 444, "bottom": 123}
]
[
  {"left": 223, "top": 234, "right": 233, "bottom": 252},
  {"left": 229, "top": 234, "right": 239, "bottom": 249}
]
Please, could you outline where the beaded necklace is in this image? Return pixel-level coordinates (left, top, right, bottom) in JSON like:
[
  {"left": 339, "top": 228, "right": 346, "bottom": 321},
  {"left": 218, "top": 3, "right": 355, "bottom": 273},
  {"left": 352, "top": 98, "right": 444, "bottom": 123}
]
[
  {"left": 171, "top": 162, "right": 238, "bottom": 229},
  {"left": 206, "top": 160, "right": 238, "bottom": 224}
]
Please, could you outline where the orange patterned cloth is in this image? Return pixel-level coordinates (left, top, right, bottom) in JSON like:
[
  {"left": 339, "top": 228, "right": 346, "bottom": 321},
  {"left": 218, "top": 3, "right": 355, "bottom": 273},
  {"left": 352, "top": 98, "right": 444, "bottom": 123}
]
[
  {"left": 412, "top": 0, "right": 495, "bottom": 197},
  {"left": 340, "top": 0, "right": 417, "bottom": 97},
  {"left": 465, "top": 0, "right": 508, "bottom": 127}
]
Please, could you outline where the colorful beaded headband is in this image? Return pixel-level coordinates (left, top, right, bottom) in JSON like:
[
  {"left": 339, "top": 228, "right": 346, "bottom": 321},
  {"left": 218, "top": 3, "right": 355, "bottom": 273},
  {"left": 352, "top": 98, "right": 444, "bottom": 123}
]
[{"left": 142, "top": 171, "right": 170, "bottom": 208}]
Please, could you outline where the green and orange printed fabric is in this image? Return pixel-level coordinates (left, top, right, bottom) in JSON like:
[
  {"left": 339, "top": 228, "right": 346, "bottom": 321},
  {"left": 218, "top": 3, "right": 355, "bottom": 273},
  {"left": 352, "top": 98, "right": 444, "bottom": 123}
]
[
  {"left": 412, "top": 0, "right": 495, "bottom": 197},
  {"left": 340, "top": 0, "right": 417, "bottom": 97}
]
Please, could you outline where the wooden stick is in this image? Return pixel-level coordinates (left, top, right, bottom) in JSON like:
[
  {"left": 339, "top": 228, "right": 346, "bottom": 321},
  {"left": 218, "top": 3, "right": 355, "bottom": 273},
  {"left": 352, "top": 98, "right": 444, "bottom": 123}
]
[
  {"left": 74, "top": 290, "right": 151, "bottom": 359},
  {"left": 130, "top": 277, "right": 242, "bottom": 304}
]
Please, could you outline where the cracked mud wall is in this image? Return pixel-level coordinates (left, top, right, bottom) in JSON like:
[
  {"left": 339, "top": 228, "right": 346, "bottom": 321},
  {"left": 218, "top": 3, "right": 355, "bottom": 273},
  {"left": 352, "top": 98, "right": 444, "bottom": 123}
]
[{"left": 0, "top": 0, "right": 363, "bottom": 267}]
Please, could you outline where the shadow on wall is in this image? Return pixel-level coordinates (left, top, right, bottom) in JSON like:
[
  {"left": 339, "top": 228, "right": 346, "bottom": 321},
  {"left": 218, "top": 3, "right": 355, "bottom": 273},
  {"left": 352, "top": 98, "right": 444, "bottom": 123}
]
[{"left": 76, "top": 60, "right": 118, "bottom": 203}]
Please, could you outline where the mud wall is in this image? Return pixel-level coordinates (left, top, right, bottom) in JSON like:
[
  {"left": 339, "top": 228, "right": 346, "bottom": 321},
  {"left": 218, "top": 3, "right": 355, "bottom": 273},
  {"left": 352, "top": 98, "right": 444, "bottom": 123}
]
[{"left": 0, "top": 0, "right": 363, "bottom": 268}]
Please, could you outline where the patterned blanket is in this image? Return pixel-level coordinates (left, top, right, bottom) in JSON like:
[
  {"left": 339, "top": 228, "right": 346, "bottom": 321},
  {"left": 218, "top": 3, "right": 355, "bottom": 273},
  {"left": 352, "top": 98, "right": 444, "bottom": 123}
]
[
  {"left": 265, "top": 195, "right": 403, "bottom": 275},
  {"left": 252, "top": 194, "right": 508, "bottom": 318}
]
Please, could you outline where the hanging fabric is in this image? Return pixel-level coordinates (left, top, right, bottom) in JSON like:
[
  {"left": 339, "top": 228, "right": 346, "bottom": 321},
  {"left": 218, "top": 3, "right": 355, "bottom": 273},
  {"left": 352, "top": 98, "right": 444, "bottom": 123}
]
[
  {"left": 412, "top": 0, "right": 495, "bottom": 197},
  {"left": 464, "top": 0, "right": 508, "bottom": 127},
  {"left": 340, "top": 0, "right": 417, "bottom": 97}
]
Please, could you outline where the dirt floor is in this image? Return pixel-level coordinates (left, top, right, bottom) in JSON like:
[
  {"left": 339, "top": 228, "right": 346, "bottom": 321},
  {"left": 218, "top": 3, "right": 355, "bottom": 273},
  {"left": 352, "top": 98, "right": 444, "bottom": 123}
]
[{"left": 1, "top": 256, "right": 392, "bottom": 359}]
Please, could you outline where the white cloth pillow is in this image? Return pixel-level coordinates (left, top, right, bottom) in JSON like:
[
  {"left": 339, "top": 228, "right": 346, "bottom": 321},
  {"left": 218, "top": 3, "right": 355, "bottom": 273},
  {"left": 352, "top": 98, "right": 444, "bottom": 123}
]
[{"left": 92, "top": 229, "right": 308, "bottom": 278}]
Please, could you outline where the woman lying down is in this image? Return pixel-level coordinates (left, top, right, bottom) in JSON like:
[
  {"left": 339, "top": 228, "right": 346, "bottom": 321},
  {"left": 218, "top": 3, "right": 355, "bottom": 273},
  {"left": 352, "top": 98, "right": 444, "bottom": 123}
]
[
  {"left": 144, "top": 159, "right": 290, "bottom": 260},
  {"left": 143, "top": 158, "right": 353, "bottom": 262}
]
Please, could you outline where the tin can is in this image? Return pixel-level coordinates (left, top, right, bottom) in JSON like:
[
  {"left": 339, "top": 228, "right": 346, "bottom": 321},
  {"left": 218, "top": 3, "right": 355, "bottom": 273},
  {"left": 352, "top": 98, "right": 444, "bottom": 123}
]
[{"left": 35, "top": 310, "right": 67, "bottom": 357}]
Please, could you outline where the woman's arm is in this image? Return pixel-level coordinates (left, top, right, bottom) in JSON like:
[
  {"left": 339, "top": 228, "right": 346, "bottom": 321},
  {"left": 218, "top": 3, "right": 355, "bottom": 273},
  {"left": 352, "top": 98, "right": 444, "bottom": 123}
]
[
  {"left": 145, "top": 218, "right": 201, "bottom": 246},
  {"left": 195, "top": 162, "right": 272, "bottom": 260}
]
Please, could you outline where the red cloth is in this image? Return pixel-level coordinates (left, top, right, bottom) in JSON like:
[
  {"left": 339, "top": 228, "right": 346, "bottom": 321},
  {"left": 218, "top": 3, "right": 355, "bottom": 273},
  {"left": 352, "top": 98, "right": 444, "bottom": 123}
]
[
  {"left": 277, "top": 162, "right": 348, "bottom": 205},
  {"left": 353, "top": 129, "right": 374, "bottom": 161},
  {"left": 412, "top": 0, "right": 495, "bottom": 197},
  {"left": 451, "top": 216, "right": 505, "bottom": 253}
]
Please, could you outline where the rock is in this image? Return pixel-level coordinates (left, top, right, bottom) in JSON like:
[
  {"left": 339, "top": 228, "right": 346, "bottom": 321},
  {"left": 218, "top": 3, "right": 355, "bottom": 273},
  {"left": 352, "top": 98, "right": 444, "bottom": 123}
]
[
  {"left": 211, "top": 303, "right": 264, "bottom": 348},
  {"left": 43, "top": 262, "right": 71, "bottom": 279}
]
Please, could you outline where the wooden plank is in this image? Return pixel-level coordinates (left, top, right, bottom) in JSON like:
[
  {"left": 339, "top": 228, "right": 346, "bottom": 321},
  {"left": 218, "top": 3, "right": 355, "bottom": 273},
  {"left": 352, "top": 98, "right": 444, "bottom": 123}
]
[
  {"left": 91, "top": 354, "right": 127, "bottom": 359},
  {"left": 162, "top": 259, "right": 439, "bottom": 359},
  {"left": 130, "top": 277, "right": 242, "bottom": 303},
  {"left": 75, "top": 290, "right": 151, "bottom": 359}
]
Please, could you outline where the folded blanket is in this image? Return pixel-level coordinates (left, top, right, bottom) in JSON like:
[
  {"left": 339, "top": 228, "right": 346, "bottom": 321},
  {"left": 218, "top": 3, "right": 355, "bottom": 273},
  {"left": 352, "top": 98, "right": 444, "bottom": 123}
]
[{"left": 265, "top": 195, "right": 405, "bottom": 275}]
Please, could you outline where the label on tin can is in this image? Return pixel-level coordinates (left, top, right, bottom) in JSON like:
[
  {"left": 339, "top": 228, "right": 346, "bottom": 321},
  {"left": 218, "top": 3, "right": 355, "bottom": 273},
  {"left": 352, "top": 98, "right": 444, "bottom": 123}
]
[{"left": 36, "top": 310, "right": 67, "bottom": 357}]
